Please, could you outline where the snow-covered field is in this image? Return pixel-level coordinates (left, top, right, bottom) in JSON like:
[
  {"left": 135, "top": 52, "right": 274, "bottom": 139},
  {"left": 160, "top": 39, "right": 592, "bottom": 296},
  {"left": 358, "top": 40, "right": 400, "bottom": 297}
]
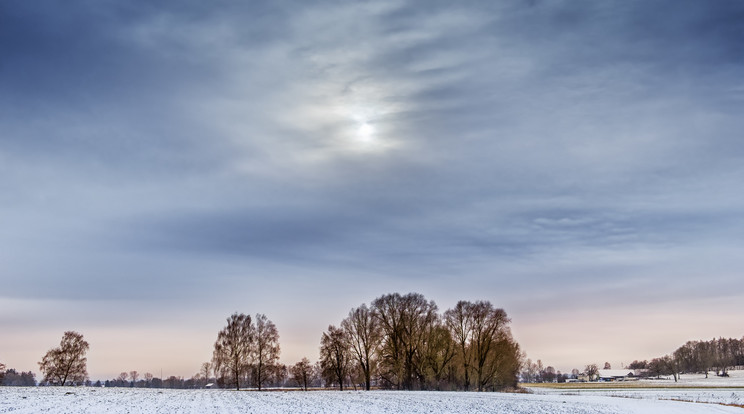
[
  {"left": 671, "top": 370, "right": 744, "bottom": 387},
  {"left": 531, "top": 387, "right": 744, "bottom": 407},
  {"left": 527, "top": 370, "right": 744, "bottom": 409},
  {"left": 1, "top": 387, "right": 742, "bottom": 414}
]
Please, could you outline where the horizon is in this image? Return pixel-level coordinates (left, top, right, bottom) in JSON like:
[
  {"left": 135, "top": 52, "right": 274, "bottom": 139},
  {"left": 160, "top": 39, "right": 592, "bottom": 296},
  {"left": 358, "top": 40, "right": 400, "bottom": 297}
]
[{"left": 2, "top": 0, "right": 744, "bottom": 381}]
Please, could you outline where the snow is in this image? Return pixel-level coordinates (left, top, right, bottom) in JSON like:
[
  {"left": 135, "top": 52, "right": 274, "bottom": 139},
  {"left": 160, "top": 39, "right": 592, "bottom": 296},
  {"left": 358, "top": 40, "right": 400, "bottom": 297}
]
[
  {"left": 531, "top": 387, "right": 744, "bottom": 407},
  {"left": 673, "top": 370, "right": 744, "bottom": 387},
  {"left": 1, "top": 387, "right": 742, "bottom": 414},
  {"left": 527, "top": 370, "right": 744, "bottom": 408}
]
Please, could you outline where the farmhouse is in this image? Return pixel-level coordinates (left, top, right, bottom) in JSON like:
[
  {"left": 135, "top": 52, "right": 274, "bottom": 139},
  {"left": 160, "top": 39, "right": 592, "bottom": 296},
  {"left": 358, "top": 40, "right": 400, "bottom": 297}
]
[{"left": 597, "top": 369, "right": 636, "bottom": 381}]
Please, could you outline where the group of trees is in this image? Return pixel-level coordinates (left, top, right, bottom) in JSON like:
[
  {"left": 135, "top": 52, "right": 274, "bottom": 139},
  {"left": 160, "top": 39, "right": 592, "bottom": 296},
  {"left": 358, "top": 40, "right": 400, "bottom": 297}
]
[
  {"left": 211, "top": 313, "right": 281, "bottom": 390},
  {"left": 20, "top": 294, "right": 520, "bottom": 391},
  {"left": 520, "top": 359, "right": 591, "bottom": 383},
  {"left": 315, "top": 293, "right": 521, "bottom": 391},
  {"left": 98, "top": 372, "right": 208, "bottom": 389},
  {"left": 627, "top": 337, "right": 744, "bottom": 382},
  {"left": 1, "top": 367, "right": 37, "bottom": 386}
]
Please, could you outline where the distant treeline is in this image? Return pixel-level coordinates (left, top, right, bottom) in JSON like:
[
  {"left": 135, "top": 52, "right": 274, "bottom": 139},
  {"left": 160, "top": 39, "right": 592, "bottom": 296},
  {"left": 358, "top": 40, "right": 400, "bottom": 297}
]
[
  {"left": 627, "top": 337, "right": 744, "bottom": 382},
  {"left": 0, "top": 364, "right": 36, "bottom": 386}
]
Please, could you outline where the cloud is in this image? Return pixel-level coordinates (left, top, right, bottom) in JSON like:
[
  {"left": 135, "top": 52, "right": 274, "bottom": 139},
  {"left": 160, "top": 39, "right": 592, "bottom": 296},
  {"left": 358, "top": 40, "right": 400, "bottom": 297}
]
[{"left": 1, "top": 0, "right": 744, "bottom": 377}]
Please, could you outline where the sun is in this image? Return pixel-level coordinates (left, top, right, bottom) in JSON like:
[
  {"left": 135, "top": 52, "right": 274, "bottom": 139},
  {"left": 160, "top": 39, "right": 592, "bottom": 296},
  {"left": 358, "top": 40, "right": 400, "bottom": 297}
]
[{"left": 356, "top": 123, "right": 374, "bottom": 141}]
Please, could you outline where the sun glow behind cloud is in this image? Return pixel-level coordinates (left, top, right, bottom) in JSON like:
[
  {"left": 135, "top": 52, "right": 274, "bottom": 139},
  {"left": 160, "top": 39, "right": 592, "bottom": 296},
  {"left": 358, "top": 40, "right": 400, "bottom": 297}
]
[
  {"left": 1, "top": 0, "right": 744, "bottom": 380},
  {"left": 356, "top": 122, "right": 374, "bottom": 141}
]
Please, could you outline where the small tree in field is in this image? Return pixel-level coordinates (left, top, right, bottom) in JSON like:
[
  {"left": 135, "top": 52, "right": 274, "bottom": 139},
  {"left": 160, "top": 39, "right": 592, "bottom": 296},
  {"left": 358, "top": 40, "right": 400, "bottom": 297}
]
[
  {"left": 201, "top": 362, "right": 212, "bottom": 387},
  {"left": 290, "top": 358, "right": 313, "bottom": 391},
  {"left": 38, "top": 331, "right": 89, "bottom": 386}
]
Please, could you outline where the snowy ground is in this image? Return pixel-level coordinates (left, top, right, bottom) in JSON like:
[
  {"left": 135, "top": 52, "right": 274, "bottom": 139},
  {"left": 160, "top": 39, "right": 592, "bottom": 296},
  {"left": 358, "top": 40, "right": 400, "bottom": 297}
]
[
  {"left": 1, "top": 387, "right": 742, "bottom": 414},
  {"left": 531, "top": 387, "right": 744, "bottom": 407},
  {"left": 526, "top": 370, "right": 744, "bottom": 408},
  {"left": 670, "top": 370, "right": 744, "bottom": 387}
]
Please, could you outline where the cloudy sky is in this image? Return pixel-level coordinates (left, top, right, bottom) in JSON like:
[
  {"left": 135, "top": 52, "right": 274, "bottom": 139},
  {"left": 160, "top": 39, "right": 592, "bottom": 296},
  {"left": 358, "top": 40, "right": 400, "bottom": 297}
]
[{"left": 2, "top": 0, "right": 743, "bottom": 379}]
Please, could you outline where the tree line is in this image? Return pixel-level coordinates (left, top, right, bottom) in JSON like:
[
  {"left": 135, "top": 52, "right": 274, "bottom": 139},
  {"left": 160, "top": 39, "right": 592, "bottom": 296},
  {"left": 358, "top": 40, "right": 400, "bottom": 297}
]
[
  {"left": 627, "top": 337, "right": 744, "bottom": 382},
  {"left": 519, "top": 337, "right": 744, "bottom": 384},
  {"left": 0, "top": 362, "right": 36, "bottom": 386},
  {"left": 13, "top": 292, "right": 520, "bottom": 391}
]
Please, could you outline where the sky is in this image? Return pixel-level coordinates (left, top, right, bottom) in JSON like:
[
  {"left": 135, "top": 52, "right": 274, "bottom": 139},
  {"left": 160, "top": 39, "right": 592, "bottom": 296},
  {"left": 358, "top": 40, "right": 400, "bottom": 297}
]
[{"left": 1, "top": 0, "right": 743, "bottom": 380}]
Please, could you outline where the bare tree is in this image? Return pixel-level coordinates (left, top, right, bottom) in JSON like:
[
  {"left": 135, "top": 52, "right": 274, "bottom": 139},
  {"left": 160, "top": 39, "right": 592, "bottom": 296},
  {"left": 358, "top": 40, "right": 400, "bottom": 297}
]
[
  {"left": 38, "top": 331, "right": 89, "bottom": 386},
  {"left": 200, "top": 362, "right": 212, "bottom": 387},
  {"left": 320, "top": 325, "right": 351, "bottom": 390},
  {"left": 444, "top": 301, "right": 474, "bottom": 390},
  {"left": 290, "top": 358, "right": 313, "bottom": 391},
  {"left": 603, "top": 362, "right": 611, "bottom": 370},
  {"left": 253, "top": 313, "right": 280, "bottom": 391},
  {"left": 144, "top": 372, "right": 154, "bottom": 387},
  {"left": 129, "top": 371, "right": 139, "bottom": 386},
  {"left": 213, "top": 313, "right": 254, "bottom": 390},
  {"left": 341, "top": 304, "right": 380, "bottom": 391},
  {"left": 373, "top": 292, "right": 438, "bottom": 390},
  {"left": 0, "top": 361, "right": 5, "bottom": 384},
  {"left": 584, "top": 363, "right": 599, "bottom": 381}
]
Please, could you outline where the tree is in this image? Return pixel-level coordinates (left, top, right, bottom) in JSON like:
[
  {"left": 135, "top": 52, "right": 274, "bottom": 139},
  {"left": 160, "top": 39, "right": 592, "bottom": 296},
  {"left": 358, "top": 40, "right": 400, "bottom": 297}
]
[
  {"left": 468, "top": 301, "right": 511, "bottom": 391},
  {"left": 129, "top": 371, "right": 139, "bottom": 387},
  {"left": 520, "top": 358, "right": 538, "bottom": 383},
  {"left": 253, "top": 313, "right": 280, "bottom": 391},
  {"left": 584, "top": 364, "right": 599, "bottom": 381},
  {"left": 213, "top": 313, "right": 254, "bottom": 390},
  {"left": 603, "top": 362, "right": 611, "bottom": 370},
  {"left": 2, "top": 369, "right": 36, "bottom": 386},
  {"left": 372, "top": 292, "right": 438, "bottom": 390},
  {"left": 38, "top": 331, "right": 89, "bottom": 386},
  {"left": 290, "top": 358, "right": 313, "bottom": 390},
  {"left": 117, "top": 372, "right": 128, "bottom": 385},
  {"left": 542, "top": 366, "right": 556, "bottom": 383},
  {"left": 488, "top": 333, "right": 521, "bottom": 389},
  {"left": 444, "top": 300, "right": 517, "bottom": 390},
  {"left": 341, "top": 304, "right": 380, "bottom": 391},
  {"left": 200, "top": 362, "right": 212, "bottom": 387},
  {"left": 320, "top": 325, "right": 351, "bottom": 390},
  {"left": 144, "top": 372, "right": 154, "bottom": 387},
  {"left": 444, "top": 301, "right": 474, "bottom": 390}
]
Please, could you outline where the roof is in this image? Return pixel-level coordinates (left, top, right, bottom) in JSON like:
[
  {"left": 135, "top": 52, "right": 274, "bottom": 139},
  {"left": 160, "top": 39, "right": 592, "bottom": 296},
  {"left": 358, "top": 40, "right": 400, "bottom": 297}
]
[{"left": 598, "top": 370, "right": 634, "bottom": 378}]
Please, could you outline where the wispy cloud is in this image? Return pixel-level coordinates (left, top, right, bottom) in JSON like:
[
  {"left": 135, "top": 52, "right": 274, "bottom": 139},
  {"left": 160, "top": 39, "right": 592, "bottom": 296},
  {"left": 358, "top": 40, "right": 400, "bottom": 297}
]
[{"left": 1, "top": 0, "right": 743, "bottom": 377}]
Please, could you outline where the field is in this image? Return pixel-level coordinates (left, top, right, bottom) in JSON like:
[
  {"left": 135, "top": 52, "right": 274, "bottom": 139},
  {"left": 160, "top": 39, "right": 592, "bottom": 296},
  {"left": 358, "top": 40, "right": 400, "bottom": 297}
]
[
  {"left": 2, "top": 387, "right": 743, "bottom": 414},
  {"left": 525, "top": 371, "right": 744, "bottom": 409}
]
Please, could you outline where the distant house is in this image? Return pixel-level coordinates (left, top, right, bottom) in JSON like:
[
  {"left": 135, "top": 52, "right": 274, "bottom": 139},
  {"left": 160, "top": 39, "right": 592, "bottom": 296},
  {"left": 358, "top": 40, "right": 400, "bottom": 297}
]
[{"left": 597, "top": 369, "right": 635, "bottom": 381}]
